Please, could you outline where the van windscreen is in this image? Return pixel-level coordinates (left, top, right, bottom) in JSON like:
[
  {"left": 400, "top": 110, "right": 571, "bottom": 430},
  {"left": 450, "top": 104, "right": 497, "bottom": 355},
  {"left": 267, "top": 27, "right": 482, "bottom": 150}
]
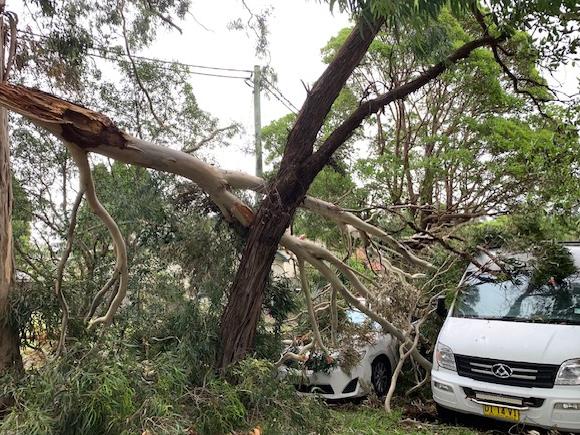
[{"left": 453, "top": 273, "right": 580, "bottom": 324}]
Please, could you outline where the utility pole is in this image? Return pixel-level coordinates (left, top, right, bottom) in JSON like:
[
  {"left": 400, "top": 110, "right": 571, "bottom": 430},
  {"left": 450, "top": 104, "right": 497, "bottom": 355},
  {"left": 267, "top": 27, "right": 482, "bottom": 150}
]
[{"left": 253, "top": 65, "right": 263, "bottom": 177}]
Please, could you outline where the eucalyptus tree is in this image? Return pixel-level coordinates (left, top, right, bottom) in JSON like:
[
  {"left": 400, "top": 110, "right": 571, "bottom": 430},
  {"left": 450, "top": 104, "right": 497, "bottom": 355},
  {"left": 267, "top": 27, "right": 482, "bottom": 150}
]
[{"left": 0, "top": 0, "right": 578, "bottom": 377}]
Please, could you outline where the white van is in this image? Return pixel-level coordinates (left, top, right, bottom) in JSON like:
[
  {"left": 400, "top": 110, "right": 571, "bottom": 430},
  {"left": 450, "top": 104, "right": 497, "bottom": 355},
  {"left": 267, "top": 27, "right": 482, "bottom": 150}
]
[{"left": 432, "top": 243, "right": 580, "bottom": 432}]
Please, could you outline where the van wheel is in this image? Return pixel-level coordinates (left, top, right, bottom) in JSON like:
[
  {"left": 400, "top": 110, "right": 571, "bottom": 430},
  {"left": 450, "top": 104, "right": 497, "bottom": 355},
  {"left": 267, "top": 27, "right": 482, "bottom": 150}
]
[{"left": 371, "top": 356, "right": 391, "bottom": 397}]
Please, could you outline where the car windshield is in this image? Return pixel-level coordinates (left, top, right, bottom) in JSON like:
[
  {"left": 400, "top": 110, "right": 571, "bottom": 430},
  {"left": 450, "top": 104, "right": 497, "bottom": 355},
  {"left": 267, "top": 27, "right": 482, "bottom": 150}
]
[
  {"left": 346, "top": 309, "right": 381, "bottom": 331},
  {"left": 346, "top": 309, "right": 367, "bottom": 325},
  {"left": 453, "top": 273, "right": 580, "bottom": 324}
]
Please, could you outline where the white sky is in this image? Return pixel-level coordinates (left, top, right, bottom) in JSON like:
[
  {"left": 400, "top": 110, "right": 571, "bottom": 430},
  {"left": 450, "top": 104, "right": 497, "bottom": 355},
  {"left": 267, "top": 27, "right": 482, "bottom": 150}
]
[
  {"left": 15, "top": 0, "right": 579, "bottom": 177},
  {"left": 143, "top": 0, "right": 350, "bottom": 174},
  {"left": 142, "top": 1, "right": 579, "bottom": 176}
]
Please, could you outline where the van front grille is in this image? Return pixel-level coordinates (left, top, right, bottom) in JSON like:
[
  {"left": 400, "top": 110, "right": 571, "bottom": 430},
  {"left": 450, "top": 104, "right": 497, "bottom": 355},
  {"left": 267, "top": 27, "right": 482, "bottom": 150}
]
[
  {"left": 462, "top": 387, "right": 545, "bottom": 408},
  {"left": 455, "top": 354, "right": 559, "bottom": 388}
]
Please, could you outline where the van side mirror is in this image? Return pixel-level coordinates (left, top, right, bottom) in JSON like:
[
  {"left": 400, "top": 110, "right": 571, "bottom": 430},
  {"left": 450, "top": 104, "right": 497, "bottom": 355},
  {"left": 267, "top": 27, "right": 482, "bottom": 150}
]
[{"left": 436, "top": 295, "right": 448, "bottom": 318}]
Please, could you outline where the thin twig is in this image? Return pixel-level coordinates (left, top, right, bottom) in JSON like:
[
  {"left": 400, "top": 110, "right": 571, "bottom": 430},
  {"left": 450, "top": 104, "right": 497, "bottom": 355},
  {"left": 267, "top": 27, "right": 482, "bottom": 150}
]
[
  {"left": 144, "top": 0, "right": 183, "bottom": 33},
  {"left": 119, "top": 0, "right": 165, "bottom": 127}
]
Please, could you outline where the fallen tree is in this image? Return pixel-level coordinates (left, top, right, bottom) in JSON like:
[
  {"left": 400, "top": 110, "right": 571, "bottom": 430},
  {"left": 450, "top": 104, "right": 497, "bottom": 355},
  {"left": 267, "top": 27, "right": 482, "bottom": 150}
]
[{"left": 0, "top": 82, "right": 440, "bottom": 369}]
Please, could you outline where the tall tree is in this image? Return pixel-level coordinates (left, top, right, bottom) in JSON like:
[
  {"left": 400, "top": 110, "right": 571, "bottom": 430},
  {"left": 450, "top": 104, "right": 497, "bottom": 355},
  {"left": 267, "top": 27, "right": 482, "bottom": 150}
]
[
  {"left": 217, "top": 0, "right": 579, "bottom": 367},
  {"left": 0, "top": 1, "right": 22, "bottom": 392}
]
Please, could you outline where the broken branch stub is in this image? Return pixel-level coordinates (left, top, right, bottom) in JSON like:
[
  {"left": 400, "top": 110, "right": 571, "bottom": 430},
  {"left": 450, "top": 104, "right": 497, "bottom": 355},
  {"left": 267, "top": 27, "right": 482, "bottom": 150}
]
[{"left": 0, "top": 83, "right": 128, "bottom": 149}]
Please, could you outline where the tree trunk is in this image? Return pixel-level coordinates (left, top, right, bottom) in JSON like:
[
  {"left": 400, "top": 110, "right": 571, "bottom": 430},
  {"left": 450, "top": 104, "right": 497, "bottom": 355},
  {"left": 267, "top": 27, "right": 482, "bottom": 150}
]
[
  {"left": 0, "top": 104, "right": 22, "bottom": 413},
  {"left": 217, "top": 211, "right": 290, "bottom": 367},
  {"left": 0, "top": 5, "right": 23, "bottom": 414},
  {"left": 217, "top": 15, "right": 385, "bottom": 368},
  {"left": 0, "top": 106, "right": 22, "bottom": 374},
  {"left": 218, "top": 170, "right": 308, "bottom": 367}
]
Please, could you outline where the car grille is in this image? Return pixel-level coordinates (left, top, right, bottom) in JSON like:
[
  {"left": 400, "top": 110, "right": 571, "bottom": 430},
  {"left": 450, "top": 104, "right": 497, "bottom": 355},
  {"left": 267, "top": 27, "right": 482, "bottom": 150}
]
[
  {"left": 342, "top": 377, "right": 358, "bottom": 394},
  {"left": 294, "top": 383, "right": 334, "bottom": 394},
  {"left": 455, "top": 354, "right": 559, "bottom": 388}
]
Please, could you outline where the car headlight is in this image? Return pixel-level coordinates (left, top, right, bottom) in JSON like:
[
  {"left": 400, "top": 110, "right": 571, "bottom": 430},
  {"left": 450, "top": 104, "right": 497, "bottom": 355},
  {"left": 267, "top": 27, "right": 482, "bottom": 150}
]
[
  {"left": 435, "top": 342, "right": 456, "bottom": 371},
  {"left": 555, "top": 359, "right": 580, "bottom": 385}
]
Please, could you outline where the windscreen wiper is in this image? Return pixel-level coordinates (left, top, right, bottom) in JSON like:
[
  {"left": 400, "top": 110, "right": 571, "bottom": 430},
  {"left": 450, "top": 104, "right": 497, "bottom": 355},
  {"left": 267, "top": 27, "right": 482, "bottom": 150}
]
[
  {"left": 539, "top": 318, "right": 580, "bottom": 325},
  {"left": 496, "top": 316, "right": 580, "bottom": 325}
]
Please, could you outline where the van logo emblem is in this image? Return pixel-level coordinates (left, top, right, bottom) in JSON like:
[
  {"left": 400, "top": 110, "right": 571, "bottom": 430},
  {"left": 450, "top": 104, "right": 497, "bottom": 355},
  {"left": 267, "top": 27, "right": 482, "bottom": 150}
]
[{"left": 491, "top": 363, "right": 513, "bottom": 378}]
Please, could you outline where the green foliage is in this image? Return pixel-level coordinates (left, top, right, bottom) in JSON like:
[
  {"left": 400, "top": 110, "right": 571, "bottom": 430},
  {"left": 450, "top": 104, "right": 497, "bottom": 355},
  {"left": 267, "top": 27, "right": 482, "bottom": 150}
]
[
  {"left": 222, "top": 359, "right": 332, "bottom": 435},
  {"left": 326, "top": 0, "right": 580, "bottom": 69},
  {"left": 12, "top": 176, "right": 32, "bottom": 247},
  {"left": 262, "top": 277, "right": 299, "bottom": 331},
  {"left": 262, "top": 113, "right": 296, "bottom": 166},
  {"left": 304, "top": 350, "right": 338, "bottom": 373},
  {"left": 1, "top": 349, "right": 137, "bottom": 434},
  {"left": 469, "top": 211, "right": 580, "bottom": 251},
  {"left": 1, "top": 302, "right": 331, "bottom": 435},
  {"left": 327, "top": 0, "right": 472, "bottom": 28},
  {"left": 530, "top": 241, "right": 578, "bottom": 286}
]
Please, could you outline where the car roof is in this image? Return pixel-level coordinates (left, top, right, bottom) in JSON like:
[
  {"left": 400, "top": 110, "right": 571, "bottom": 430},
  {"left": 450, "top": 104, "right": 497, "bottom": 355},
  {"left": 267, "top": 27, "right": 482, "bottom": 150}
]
[
  {"left": 465, "top": 242, "right": 580, "bottom": 273},
  {"left": 565, "top": 242, "right": 580, "bottom": 267}
]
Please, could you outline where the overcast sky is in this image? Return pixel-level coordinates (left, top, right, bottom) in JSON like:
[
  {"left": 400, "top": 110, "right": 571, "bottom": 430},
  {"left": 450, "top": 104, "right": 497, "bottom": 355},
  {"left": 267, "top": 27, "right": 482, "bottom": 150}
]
[
  {"left": 16, "top": 0, "right": 580, "bottom": 177},
  {"left": 143, "top": 1, "right": 580, "bottom": 176},
  {"left": 144, "top": 0, "right": 350, "bottom": 174}
]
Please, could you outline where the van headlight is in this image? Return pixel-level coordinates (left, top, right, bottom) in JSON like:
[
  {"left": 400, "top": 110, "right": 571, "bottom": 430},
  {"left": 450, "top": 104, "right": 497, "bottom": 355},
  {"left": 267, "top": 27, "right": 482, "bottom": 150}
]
[
  {"left": 555, "top": 359, "right": 580, "bottom": 385},
  {"left": 435, "top": 342, "right": 456, "bottom": 371}
]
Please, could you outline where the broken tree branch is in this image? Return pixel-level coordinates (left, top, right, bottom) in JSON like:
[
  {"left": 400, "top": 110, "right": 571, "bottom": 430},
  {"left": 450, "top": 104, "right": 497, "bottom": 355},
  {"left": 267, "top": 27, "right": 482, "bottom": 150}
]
[
  {"left": 297, "top": 257, "right": 328, "bottom": 353},
  {"left": 68, "top": 144, "right": 128, "bottom": 329},
  {"left": 54, "top": 189, "right": 84, "bottom": 355}
]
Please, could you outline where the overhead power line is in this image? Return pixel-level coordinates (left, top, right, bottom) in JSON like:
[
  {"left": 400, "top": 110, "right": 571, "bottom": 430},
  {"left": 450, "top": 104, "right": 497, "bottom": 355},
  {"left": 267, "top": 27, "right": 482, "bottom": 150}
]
[
  {"left": 17, "top": 29, "right": 253, "bottom": 78},
  {"left": 86, "top": 49, "right": 251, "bottom": 79},
  {"left": 265, "top": 85, "right": 298, "bottom": 114},
  {"left": 246, "top": 78, "right": 298, "bottom": 115},
  {"left": 262, "top": 78, "right": 300, "bottom": 113},
  {"left": 18, "top": 29, "right": 301, "bottom": 111}
]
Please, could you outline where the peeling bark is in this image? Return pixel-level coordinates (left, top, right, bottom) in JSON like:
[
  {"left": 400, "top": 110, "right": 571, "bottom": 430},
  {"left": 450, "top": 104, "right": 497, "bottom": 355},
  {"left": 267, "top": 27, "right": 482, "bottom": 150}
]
[
  {"left": 0, "top": 105, "right": 18, "bottom": 379},
  {"left": 0, "top": 7, "right": 22, "bottom": 414}
]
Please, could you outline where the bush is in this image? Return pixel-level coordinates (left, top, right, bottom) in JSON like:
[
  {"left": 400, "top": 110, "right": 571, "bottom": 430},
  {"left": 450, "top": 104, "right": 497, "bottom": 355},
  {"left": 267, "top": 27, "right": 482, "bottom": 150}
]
[
  {"left": 1, "top": 348, "right": 137, "bottom": 434},
  {"left": 188, "top": 358, "right": 332, "bottom": 435},
  {"left": 0, "top": 353, "right": 332, "bottom": 435}
]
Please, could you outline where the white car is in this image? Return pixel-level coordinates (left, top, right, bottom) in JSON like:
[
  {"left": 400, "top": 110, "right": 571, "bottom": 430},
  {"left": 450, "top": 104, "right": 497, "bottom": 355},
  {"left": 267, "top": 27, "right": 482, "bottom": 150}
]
[
  {"left": 280, "top": 309, "right": 398, "bottom": 400},
  {"left": 432, "top": 243, "right": 580, "bottom": 432}
]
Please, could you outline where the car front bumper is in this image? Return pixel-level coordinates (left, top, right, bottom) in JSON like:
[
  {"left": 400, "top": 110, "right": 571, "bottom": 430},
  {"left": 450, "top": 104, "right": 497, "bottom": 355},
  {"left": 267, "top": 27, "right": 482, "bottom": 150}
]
[
  {"left": 432, "top": 368, "right": 580, "bottom": 432},
  {"left": 280, "top": 365, "right": 372, "bottom": 400}
]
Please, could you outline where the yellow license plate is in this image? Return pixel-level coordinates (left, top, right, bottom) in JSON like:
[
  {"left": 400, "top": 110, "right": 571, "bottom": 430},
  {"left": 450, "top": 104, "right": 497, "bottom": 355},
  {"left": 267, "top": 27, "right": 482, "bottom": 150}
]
[{"left": 483, "top": 405, "right": 520, "bottom": 422}]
